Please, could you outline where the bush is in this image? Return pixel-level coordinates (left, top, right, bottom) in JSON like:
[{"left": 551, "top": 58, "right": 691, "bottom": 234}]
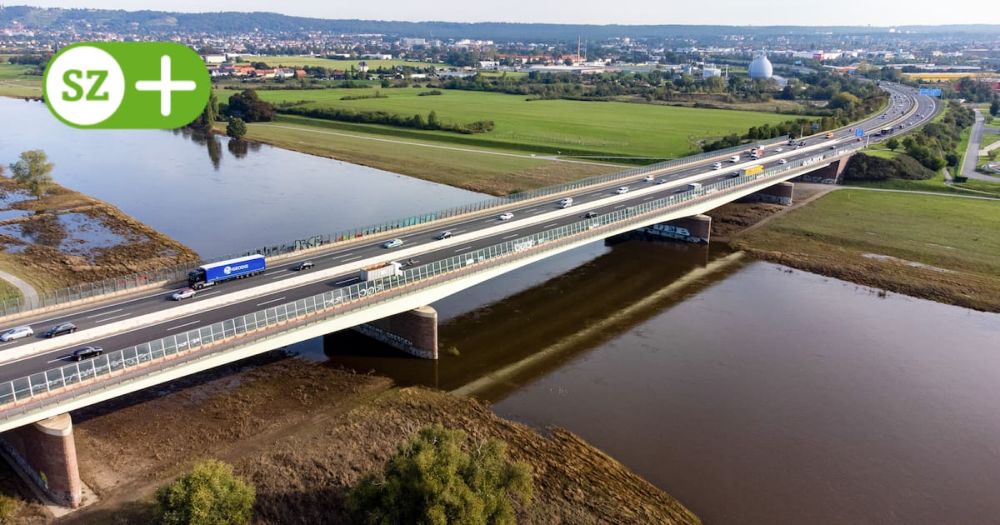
[
  {"left": 155, "top": 459, "right": 255, "bottom": 525},
  {"left": 226, "top": 118, "right": 247, "bottom": 140},
  {"left": 844, "top": 153, "right": 936, "bottom": 182},
  {"left": 276, "top": 105, "right": 494, "bottom": 134},
  {"left": 418, "top": 89, "right": 443, "bottom": 96},
  {"left": 222, "top": 89, "right": 274, "bottom": 122},
  {"left": 0, "top": 494, "right": 18, "bottom": 524},
  {"left": 347, "top": 424, "right": 532, "bottom": 525}
]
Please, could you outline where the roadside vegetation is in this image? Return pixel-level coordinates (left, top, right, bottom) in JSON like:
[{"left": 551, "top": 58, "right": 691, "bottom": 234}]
[{"left": 733, "top": 189, "right": 1000, "bottom": 312}]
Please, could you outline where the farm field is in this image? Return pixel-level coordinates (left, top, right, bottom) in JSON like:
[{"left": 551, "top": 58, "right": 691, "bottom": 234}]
[
  {"left": 245, "top": 86, "right": 797, "bottom": 159},
  {"left": 0, "top": 64, "right": 41, "bottom": 98}
]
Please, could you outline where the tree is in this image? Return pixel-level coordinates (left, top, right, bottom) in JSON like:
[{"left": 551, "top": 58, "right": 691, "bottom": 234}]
[
  {"left": 885, "top": 137, "right": 899, "bottom": 151},
  {"left": 427, "top": 110, "right": 440, "bottom": 129},
  {"left": 828, "top": 91, "right": 861, "bottom": 112},
  {"left": 155, "top": 459, "right": 255, "bottom": 525},
  {"left": 191, "top": 92, "right": 218, "bottom": 130},
  {"left": 8, "top": 150, "right": 54, "bottom": 197},
  {"left": 991, "top": 99, "right": 1000, "bottom": 118},
  {"left": 222, "top": 89, "right": 274, "bottom": 122},
  {"left": 226, "top": 118, "right": 247, "bottom": 140},
  {"left": 348, "top": 424, "right": 532, "bottom": 525}
]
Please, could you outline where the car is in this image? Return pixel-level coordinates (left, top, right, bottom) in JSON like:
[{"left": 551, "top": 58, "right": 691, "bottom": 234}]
[
  {"left": 435, "top": 231, "right": 453, "bottom": 240},
  {"left": 293, "top": 261, "right": 315, "bottom": 271},
  {"left": 774, "top": 147, "right": 783, "bottom": 153},
  {"left": 643, "top": 175, "right": 654, "bottom": 182},
  {"left": 829, "top": 145, "right": 836, "bottom": 150},
  {"left": 383, "top": 238, "right": 405, "bottom": 248},
  {"left": 71, "top": 346, "right": 103, "bottom": 361},
  {"left": 616, "top": 186, "right": 629, "bottom": 195},
  {"left": 584, "top": 211, "right": 599, "bottom": 218},
  {"left": 0, "top": 326, "right": 33, "bottom": 342},
  {"left": 498, "top": 212, "right": 514, "bottom": 221},
  {"left": 799, "top": 141, "right": 806, "bottom": 147},
  {"left": 856, "top": 137, "right": 863, "bottom": 142},
  {"left": 778, "top": 158, "right": 788, "bottom": 165},
  {"left": 43, "top": 322, "right": 77, "bottom": 338},
  {"left": 711, "top": 162, "right": 722, "bottom": 170},
  {"left": 656, "top": 178, "right": 668, "bottom": 184},
  {"left": 171, "top": 288, "right": 197, "bottom": 301}
]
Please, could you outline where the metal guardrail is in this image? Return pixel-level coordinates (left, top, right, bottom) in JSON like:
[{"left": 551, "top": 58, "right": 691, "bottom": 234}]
[
  {"left": 0, "top": 142, "right": 860, "bottom": 420},
  {"left": 0, "top": 136, "right": 790, "bottom": 318}
]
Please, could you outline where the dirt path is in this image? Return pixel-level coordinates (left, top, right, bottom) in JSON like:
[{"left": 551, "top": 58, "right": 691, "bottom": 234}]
[{"left": 0, "top": 269, "right": 37, "bottom": 307}]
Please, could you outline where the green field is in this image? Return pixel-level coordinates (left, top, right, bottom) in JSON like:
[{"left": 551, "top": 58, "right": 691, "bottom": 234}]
[
  {"left": 738, "top": 189, "right": 1000, "bottom": 311},
  {"left": 0, "top": 63, "right": 35, "bottom": 79},
  {"left": 247, "top": 87, "right": 796, "bottom": 159},
  {"left": 981, "top": 133, "right": 1000, "bottom": 150},
  {"left": 247, "top": 56, "right": 443, "bottom": 70},
  {"left": 0, "top": 63, "right": 41, "bottom": 97}
]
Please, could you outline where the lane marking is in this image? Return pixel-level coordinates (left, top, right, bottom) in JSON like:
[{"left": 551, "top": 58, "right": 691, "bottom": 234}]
[
  {"left": 335, "top": 277, "right": 359, "bottom": 285},
  {"left": 614, "top": 205, "right": 626, "bottom": 209},
  {"left": 342, "top": 255, "right": 363, "bottom": 263},
  {"left": 329, "top": 252, "right": 354, "bottom": 260},
  {"left": 196, "top": 291, "right": 219, "bottom": 298},
  {"left": 454, "top": 246, "right": 473, "bottom": 253},
  {"left": 47, "top": 355, "right": 71, "bottom": 364},
  {"left": 86, "top": 308, "right": 123, "bottom": 319},
  {"left": 543, "top": 222, "right": 559, "bottom": 228},
  {"left": 95, "top": 313, "right": 132, "bottom": 324},
  {"left": 502, "top": 234, "right": 519, "bottom": 240},
  {"left": 643, "top": 196, "right": 656, "bottom": 201},
  {"left": 256, "top": 296, "right": 286, "bottom": 307},
  {"left": 167, "top": 320, "right": 200, "bottom": 331},
  {"left": 270, "top": 272, "right": 298, "bottom": 280}
]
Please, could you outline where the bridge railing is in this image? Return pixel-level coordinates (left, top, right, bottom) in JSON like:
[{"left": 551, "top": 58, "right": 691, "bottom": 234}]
[
  {"left": 0, "top": 136, "right": 790, "bottom": 318},
  {"left": 0, "top": 143, "right": 856, "bottom": 420}
]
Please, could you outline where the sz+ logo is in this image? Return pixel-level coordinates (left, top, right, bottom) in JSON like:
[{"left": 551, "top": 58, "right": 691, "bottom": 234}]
[{"left": 43, "top": 42, "right": 210, "bottom": 129}]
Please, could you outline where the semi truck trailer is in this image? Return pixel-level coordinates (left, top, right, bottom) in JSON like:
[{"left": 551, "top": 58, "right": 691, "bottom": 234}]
[
  {"left": 187, "top": 254, "right": 267, "bottom": 289},
  {"left": 360, "top": 261, "right": 403, "bottom": 281}
]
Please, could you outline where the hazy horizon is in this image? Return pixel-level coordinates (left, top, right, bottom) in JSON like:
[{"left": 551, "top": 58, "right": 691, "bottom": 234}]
[{"left": 6, "top": 1, "right": 997, "bottom": 27}]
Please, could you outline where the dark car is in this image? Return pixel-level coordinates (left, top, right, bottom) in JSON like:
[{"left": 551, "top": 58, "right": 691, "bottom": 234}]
[
  {"left": 585, "top": 211, "right": 599, "bottom": 218},
  {"left": 71, "top": 346, "right": 103, "bottom": 361},
  {"left": 293, "top": 261, "right": 315, "bottom": 271},
  {"left": 43, "top": 322, "right": 77, "bottom": 338}
]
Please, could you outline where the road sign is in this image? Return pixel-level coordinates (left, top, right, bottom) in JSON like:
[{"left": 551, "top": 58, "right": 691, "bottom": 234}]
[
  {"left": 919, "top": 88, "right": 942, "bottom": 97},
  {"left": 855, "top": 128, "right": 864, "bottom": 138}
]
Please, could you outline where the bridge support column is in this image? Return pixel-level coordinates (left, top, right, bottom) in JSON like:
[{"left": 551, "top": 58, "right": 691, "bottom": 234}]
[
  {"left": 796, "top": 155, "right": 851, "bottom": 184},
  {"left": 0, "top": 413, "right": 82, "bottom": 507},
  {"left": 742, "top": 181, "right": 794, "bottom": 206},
  {"left": 639, "top": 214, "right": 711, "bottom": 244},
  {"left": 354, "top": 306, "right": 439, "bottom": 359}
]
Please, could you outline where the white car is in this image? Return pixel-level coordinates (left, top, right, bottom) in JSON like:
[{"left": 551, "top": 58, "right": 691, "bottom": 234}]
[
  {"left": 0, "top": 326, "right": 33, "bottom": 342},
  {"left": 774, "top": 147, "right": 784, "bottom": 153},
  {"left": 498, "top": 212, "right": 514, "bottom": 221},
  {"left": 171, "top": 288, "right": 197, "bottom": 301},
  {"left": 435, "top": 231, "right": 452, "bottom": 240},
  {"left": 643, "top": 175, "right": 654, "bottom": 182},
  {"left": 616, "top": 186, "right": 629, "bottom": 195},
  {"left": 712, "top": 162, "right": 722, "bottom": 170},
  {"left": 778, "top": 158, "right": 788, "bottom": 165},
  {"left": 383, "top": 238, "right": 404, "bottom": 249}
]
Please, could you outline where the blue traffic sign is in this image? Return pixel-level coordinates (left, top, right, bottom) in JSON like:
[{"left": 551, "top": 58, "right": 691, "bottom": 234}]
[
  {"left": 919, "top": 88, "right": 942, "bottom": 97},
  {"left": 855, "top": 128, "right": 864, "bottom": 137}
]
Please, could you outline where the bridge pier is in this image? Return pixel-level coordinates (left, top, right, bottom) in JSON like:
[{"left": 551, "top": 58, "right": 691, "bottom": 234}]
[
  {"left": 741, "top": 181, "right": 795, "bottom": 206},
  {"left": 354, "top": 306, "right": 439, "bottom": 359},
  {"left": 795, "top": 155, "right": 851, "bottom": 184},
  {"left": 0, "top": 413, "right": 82, "bottom": 507},
  {"left": 638, "top": 214, "right": 712, "bottom": 244}
]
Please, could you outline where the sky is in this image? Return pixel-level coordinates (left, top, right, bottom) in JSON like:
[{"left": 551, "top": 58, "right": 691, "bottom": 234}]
[{"left": 13, "top": 0, "right": 998, "bottom": 26}]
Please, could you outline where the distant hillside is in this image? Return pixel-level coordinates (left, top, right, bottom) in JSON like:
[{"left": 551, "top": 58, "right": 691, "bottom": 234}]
[{"left": 2, "top": 5, "right": 999, "bottom": 40}]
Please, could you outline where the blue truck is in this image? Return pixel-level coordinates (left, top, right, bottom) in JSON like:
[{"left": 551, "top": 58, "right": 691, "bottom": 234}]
[{"left": 187, "top": 254, "right": 266, "bottom": 289}]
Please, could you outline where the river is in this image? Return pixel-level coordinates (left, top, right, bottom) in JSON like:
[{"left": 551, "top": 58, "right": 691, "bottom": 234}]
[
  {"left": 4, "top": 96, "right": 1000, "bottom": 524},
  {"left": 0, "top": 98, "right": 483, "bottom": 256}
]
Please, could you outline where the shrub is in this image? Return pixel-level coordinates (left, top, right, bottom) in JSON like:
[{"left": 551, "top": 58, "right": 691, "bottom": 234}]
[
  {"left": 347, "top": 424, "right": 532, "bottom": 525},
  {"left": 155, "top": 459, "right": 255, "bottom": 525},
  {"left": 0, "top": 494, "right": 18, "bottom": 524}
]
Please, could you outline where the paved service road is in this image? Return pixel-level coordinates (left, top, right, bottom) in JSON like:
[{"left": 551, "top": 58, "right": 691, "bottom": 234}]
[{"left": 0, "top": 84, "right": 936, "bottom": 384}]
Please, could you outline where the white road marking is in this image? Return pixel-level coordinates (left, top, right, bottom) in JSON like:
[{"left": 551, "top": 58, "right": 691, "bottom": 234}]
[
  {"left": 454, "top": 246, "right": 474, "bottom": 253},
  {"left": 543, "top": 223, "right": 559, "bottom": 228},
  {"left": 270, "top": 272, "right": 297, "bottom": 280},
  {"left": 95, "top": 313, "right": 132, "bottom": 324},
  {"left": 47, "top": 355, "right": 71, "bottom": 364},
  {"left": 256, "top": 296, "right": 286, "bottom": 307},
  {"left": 342, "top": 255, "right": 363, "bottom": 262},
  {"left": 167, "top": 320, "right": 200, "bottom": 331},
  {"left": 614, "top": 205, "right": 626, "bottom": 209},
  {"left": 86, "top": 308, "right": 123, "bottom": 319},
  {"left": 335, "top": 277, "right": 359, "bottom": 285},
  {"left": 502, "top": 234, "right": 519, "bottom": 240},
  {"left": 329, "top": 252, "right": 354, "bottom": 260},
  {"left": 643, "top": 196, "right": 655, "bottom": 201}
]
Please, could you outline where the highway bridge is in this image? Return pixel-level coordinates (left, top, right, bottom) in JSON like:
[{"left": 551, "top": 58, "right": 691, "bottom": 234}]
[{"left": 0, "top": 83, "right": 936, "bottom": 506}]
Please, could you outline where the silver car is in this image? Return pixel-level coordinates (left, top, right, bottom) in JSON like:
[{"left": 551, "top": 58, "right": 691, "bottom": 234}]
[
  {"left": 0, "top": 326, "right": 33, "bottom": 342},
  {"left": 383, "top": 238, "right": 404, "bottom": 249}
]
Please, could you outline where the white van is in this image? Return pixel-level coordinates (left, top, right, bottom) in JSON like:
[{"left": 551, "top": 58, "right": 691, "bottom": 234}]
[
  {"left": 559, "top": 197, "right": 573, "bottom": 208},
  {"left": 730, "top": 155, "right": 740, "bottom": 163},
  {"left": 687, "top": 182, "right": 703, "bottom": 191}
]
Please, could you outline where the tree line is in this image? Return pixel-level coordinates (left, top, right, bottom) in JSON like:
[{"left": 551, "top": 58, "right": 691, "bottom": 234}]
[{"left": 276, "top": 104, "right": 495, "bottom": 134}]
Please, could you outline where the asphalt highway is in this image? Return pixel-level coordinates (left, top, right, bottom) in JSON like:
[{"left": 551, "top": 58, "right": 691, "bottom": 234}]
[{"left": 0, "top": 83, "right": 935, "bottom": 383}]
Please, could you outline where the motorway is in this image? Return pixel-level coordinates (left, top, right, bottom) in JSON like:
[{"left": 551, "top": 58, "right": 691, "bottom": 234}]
[{"left": 0, "top": 83, "right": 936, "bottom": 384}]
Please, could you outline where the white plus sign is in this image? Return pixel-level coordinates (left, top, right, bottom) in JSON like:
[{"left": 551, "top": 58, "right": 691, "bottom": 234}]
[{"left": 134, "top": 55, "right": 197, "bottom": 117}]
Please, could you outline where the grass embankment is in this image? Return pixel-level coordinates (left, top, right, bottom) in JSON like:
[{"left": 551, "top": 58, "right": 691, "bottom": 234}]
[
  {"left": 42, "top": 356, "right": 700, "bottom": 525},
  {"left": 733, "top": 189, "right": 1000, "bottom": 312},
  {"left": 0, "top": 63, "right": 41, "bottom": 98}
]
